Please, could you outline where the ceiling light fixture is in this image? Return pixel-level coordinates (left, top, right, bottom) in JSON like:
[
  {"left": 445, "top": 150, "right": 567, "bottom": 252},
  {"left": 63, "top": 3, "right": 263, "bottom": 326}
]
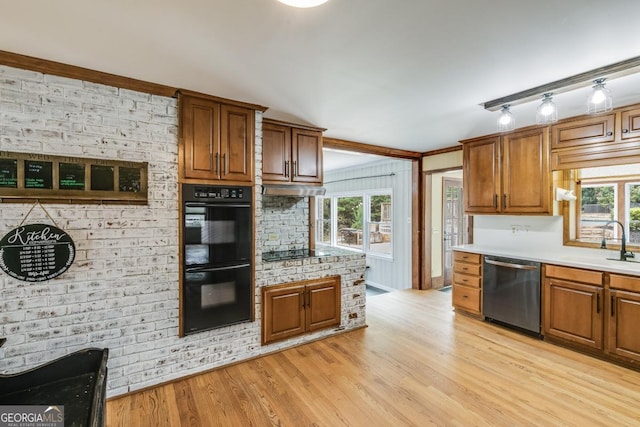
[
  {"left": 277, "top": 0, "right": 329, "bottom": 7},
  {"left": 536, "top": 93, "right": 558, "bottom": 124},
  {"left": 481, "top": 55, "right": 640, "bottom": 112},
  {"left": 497, "top": 105, "right": 515, "bottom": 131},
  {"left": 587, "top": 78, "right": 613, "bottom": 114}
]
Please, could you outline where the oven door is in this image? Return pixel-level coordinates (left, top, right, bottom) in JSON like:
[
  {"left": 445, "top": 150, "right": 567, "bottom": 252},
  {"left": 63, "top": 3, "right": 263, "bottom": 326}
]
[
  {"left": 182, "top": 263, "right": 252, "bottom": 335},
  {"left": 184, "top": 202, "right": 251, "bottom": 267}
]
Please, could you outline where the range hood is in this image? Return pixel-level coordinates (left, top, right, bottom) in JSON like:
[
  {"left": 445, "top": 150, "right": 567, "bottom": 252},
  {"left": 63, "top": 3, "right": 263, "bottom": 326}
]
[{"left": 261, "top": 184, "right": 326, "bottom": 197}]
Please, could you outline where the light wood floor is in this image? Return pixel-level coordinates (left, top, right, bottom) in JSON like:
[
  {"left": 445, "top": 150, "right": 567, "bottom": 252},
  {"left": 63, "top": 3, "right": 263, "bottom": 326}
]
[{"left": 106, "top": 289, "right": 640, "bottom": 426}]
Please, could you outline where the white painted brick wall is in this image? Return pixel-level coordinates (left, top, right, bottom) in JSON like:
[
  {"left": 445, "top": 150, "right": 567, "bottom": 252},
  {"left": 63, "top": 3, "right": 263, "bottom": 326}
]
[{"left": 0, "top": 64, "right": 366, "bottom": 398}]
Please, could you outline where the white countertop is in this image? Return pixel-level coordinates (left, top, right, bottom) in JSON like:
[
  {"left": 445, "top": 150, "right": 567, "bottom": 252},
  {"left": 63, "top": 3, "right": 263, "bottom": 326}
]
[{"left": 454, "top": 244, "right": 640, "bottom": 276}]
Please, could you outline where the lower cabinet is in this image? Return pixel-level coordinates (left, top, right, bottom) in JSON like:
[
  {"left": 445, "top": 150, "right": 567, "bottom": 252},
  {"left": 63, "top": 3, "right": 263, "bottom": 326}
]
[
  {"left": 262, "top": 275, "right": 341, "bottom": 345},
  {"left": 543, "top": 264, "right": 604, "bottom": 350},
  {"left": 607, "top": 274, "right": 640, "bottom": 363},
  {"left": 452, "top": 251, "right": 482, "bottom": 316}
]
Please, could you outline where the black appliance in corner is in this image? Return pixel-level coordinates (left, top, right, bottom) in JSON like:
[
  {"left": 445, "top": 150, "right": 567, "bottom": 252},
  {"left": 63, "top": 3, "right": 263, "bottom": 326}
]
[{"left": 181, "top": 184, "right": 253, "bottom": 336}]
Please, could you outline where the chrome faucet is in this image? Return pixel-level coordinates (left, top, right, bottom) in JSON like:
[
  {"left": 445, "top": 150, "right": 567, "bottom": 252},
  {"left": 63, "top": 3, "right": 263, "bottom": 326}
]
[{"left": 600, "top": 220, "right": 635, "bottom": 261}]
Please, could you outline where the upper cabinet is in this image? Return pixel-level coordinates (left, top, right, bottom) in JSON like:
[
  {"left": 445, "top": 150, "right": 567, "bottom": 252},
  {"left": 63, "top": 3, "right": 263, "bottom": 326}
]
[
  {"left": 179, "top": 91, "right": 265, "bottom": 184},
  {"left": 462, "top": 127, "right": 550, "bottom": 215},
  {"left": 551, "top": 104, "right": 640, "bottom": 170},
  {"left": 262, "top": 119, "right": 324, "bottom": 185}
]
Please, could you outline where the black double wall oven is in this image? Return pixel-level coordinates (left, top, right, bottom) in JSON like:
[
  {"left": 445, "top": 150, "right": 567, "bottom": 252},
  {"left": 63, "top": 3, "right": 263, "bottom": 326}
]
[{"left": 181, "top": 184, "right": 252, "bottom": 335}]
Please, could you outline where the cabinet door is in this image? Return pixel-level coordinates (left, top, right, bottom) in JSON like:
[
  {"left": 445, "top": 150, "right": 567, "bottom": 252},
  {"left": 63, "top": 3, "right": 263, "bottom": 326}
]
[
  {"left": 620, "top": 107, "right": 640, "bottom": 141},
  {"left": 262, "top": 122, "right": 291, "bottom": 182},
  {"left": 550, "top": 114, "right": 615, "bottom": 149},
  {"left": 182, "top": 96, "right": 220, "bottom": 180},
  {"left": 543, "top": 278, "right": 603, "bottom": 349},
  {"left": 607, "top": 290, "right": 640, "bottom": 362},
  {"left": 262, "top": 284, "right": 306, "bottom": 344},
  {"left": 502, "top": 128, "right": 550, "bottom": 214},
  {"left": 463, "top": 137, "right": 500, "bottom": 213},
  {"left": 306, "top": 276, "right": 340, "bottom": 332},
  {"left": 292, "top": 128, "right": 323, "bottom": 184},
  {"left": 220, "top": 104, "right": 254, "bottom": 183}
]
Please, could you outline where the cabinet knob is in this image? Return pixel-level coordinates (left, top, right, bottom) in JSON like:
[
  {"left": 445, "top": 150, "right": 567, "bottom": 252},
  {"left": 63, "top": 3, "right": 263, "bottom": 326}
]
[
  {"left": 622, "top": 129, "right": 629, "bottom": 134},
  {"left": 607, "top": 131, "right": 613, "bottom": 136}
]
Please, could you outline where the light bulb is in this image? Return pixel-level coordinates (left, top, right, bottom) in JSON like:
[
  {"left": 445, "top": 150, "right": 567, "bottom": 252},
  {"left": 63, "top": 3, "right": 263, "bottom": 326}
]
[
  {"left": 591, "top": 88, "right": 606, "bottom": 104},
  {"left": 540, "top": 102, "right": 555, "bottom": 116}
]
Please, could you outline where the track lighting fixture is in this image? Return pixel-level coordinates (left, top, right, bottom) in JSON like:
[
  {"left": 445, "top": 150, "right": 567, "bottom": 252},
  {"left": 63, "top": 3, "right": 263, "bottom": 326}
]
[
  {"left": 536, "top": 93, "right": 558, "bottom": 124},
  {"left": 587, "top": 78, "right": 613, "bottom": 114},
  {"left": 497, "top": 105, "right": 515, "bottom": 131}
]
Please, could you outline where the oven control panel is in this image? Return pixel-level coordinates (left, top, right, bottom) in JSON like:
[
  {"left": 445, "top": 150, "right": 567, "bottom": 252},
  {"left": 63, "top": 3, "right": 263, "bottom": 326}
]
[{"left": 183, "top": 184, "right": 251, "bottom": 202}]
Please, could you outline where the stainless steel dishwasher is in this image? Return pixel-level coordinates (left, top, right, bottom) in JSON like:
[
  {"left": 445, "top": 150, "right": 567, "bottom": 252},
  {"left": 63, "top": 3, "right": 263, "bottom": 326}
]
[{"left": 482, "top": 255, "right": 541, "bottom": 335}]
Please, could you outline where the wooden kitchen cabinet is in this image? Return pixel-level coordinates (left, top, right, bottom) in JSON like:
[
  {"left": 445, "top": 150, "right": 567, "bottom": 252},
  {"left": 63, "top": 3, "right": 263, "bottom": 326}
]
[
  {"left": 543, "top": 264, "right": 604, "bottom": 350},
  {"left": 462, "top": 127, "right": 550, "bottom": 214},
  {"left": 262, "top": 275, "right": 340, "bottom": 345},
  {"left": 550, "top": 113, "right": 615, "bottom": 150},
  {"left": 550, "top": 104, "right": 640, "bottom": 169},
  {"left": 619, "top": 105, "right": 640, "bottom": 141},
  {"left": 262, "top": 119, "right": 324, "bottom": 185},
  {"left": 606, "top": 274, "right": 640, "bottom": 363},
  {"left": 452, "top": 251, "right": 482, "bottom": 316},
  {"left": 180, "top": 92, "right": 255, "bottom": 184}
]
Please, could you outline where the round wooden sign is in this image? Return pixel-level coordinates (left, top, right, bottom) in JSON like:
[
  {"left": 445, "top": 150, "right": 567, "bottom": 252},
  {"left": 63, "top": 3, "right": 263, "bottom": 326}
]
[{"left": 0, "top": 224, "right": 75, "bottom": 282}]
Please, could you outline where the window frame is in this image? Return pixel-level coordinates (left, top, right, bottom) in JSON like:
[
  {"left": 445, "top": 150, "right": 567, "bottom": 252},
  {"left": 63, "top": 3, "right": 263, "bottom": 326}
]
[{"left": 316, "top": 189, "right": 394, "bottom": 259}]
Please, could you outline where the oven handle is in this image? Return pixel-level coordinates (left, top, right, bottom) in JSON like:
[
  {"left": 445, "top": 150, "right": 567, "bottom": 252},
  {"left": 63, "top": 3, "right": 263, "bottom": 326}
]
[
  {"left": 187, "top": 263, "right": 250, "bottom": 273},
  {"left": 185, "top": 203, "right": 250, "bottom": 209},
  {"left": 485, "top": 259, "right": 538, "bottom": 270}
]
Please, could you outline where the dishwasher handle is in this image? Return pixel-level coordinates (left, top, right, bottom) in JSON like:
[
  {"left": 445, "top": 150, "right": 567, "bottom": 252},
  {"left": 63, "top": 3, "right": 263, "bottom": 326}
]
[{"left": 485, "top": 259, "right": 538, "bottom": 271}]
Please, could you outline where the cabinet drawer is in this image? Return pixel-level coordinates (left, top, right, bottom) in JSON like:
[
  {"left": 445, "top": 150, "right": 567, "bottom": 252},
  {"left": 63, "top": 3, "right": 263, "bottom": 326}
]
[
  {"left": 453, "top": 251, "right": 481, "bottom": 265},
  {"left": 609, "top": 274, "right": 640, "bottom": 292},
  {"left": 545, "top": 264, "right": 603, "bottom": 286},
  {"left": 620, "top": 107, "right": 640, "bottom": 140},
  {"left": 453, "top": 272, "right": 481, "bottom": 288},
  {"left": 453, "top": 285, "right": 481, "bottom": 313},
  {"left": 551, "top": 114, "right": 615, "bottom": 149},
  {"left": 454, "top": 262, "right": 481, "bottom": 276}
]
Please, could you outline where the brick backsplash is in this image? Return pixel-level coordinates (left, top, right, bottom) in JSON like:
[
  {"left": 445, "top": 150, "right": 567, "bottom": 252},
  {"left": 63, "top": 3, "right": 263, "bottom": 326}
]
[
  {"left": 0, "top": 64, "right": 366, "bottom": 397},
  {"left": 261, "top": 195, "right": 309, "bottom": 252}
]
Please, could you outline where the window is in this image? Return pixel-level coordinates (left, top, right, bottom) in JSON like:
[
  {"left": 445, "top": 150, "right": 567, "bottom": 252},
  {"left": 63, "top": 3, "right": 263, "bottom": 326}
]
[
  {"left": 317, "top": 191, "right": 392, "bottom": 257},
  {"left": 337, "top": 195, "right": 363, "bottom": 250},
  {"left": 576, "top": 165, "right": 640, "bottom": 246},
  {"left": 579, "top": 183, "right": 617, "bottom": 241},
  {"left": 367, "top": 194, "right": 392, "bottom": 255},
  {"left": 627, "top": 182, "right": 640, "bottom": 244}
]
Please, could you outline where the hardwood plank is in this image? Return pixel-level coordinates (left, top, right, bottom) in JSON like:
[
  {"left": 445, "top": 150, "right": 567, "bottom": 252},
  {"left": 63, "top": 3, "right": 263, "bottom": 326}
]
[{"left": 107, "top": 290, "right": 640, "bottom": 426}]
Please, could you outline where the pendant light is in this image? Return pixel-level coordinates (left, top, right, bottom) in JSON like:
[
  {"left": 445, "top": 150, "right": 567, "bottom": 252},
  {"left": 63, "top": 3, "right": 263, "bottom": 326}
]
[
  {"left": 277, "top": 0, "right": 329, "bottom": 7},
  {"left": 497, "top": 104, "right": 515, "bottom": 131},
  {"left": 536, "top": 93, "right": 558, "bottom": 124},
  {"left": 587, "top": 78, "right": 612, "bottom": 114}
]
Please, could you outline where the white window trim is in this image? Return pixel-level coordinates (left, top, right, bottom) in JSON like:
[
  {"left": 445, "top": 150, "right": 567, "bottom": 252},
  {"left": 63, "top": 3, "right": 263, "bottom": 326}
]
[{"left": 317, "top": 189, "right": 393, "bottom": 259}]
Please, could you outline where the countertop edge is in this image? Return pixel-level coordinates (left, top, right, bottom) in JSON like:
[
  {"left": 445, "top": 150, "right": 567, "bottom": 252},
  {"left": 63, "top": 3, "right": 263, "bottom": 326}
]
[{"left": 453, "top": 244, "right": 640, "bottom": 276}]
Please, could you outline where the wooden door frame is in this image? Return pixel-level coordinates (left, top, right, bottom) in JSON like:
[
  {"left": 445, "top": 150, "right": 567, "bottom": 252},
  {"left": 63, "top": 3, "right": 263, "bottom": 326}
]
[
  {"left": 321, "top": 138, "right": 423, "bottom": 289},
  {"left": 422, "top": 166, "right": 469, "bottom": 290}
]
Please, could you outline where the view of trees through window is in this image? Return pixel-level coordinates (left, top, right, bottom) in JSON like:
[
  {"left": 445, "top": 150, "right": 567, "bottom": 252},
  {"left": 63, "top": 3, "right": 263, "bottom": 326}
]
[
  {"left": 317, "top": 192, "right": 392, "bottom": 256},
  {"left": 579, "top": 179, "right": 640, "bottom": 244}
]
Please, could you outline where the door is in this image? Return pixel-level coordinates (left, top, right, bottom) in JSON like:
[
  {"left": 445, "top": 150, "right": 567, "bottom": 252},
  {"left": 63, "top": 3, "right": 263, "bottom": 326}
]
[
  {"left": 463, "top": 136, "right": 500, "bottom": 213},
  {"left": 543, "top": 278, "right": 603, "bottom": 349},
  {"left": 502, "top": 127, "right": 550, "bottom": 214},
  {"left": 442, "top": 178, "right": 465, "bottom": 287},
  {"left": 607, "top": 289, "right": 640, "bottom": 362},
  {"left": 262, "top": 122, "right": 291, "bottom": 182},
  {"left": 292, "top": 128, "right": 322, "bottom": 183},
  {"left": 262, "top": 284, "right": 306, "bottom": 344},
  {"left": 306, "top": 276, "right": 341, "bottom": 332},
  {"left": 220, "top": 104, "right": 254, "bottom": 182},
  {"left": 182, "top": 96, "right": 220, "bottom": 180}
]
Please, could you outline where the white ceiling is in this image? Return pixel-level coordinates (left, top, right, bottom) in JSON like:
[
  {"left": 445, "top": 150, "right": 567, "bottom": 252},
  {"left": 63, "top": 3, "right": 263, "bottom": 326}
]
[{"left": 2, "top": 0, "right": 640, "bottom": 153}]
